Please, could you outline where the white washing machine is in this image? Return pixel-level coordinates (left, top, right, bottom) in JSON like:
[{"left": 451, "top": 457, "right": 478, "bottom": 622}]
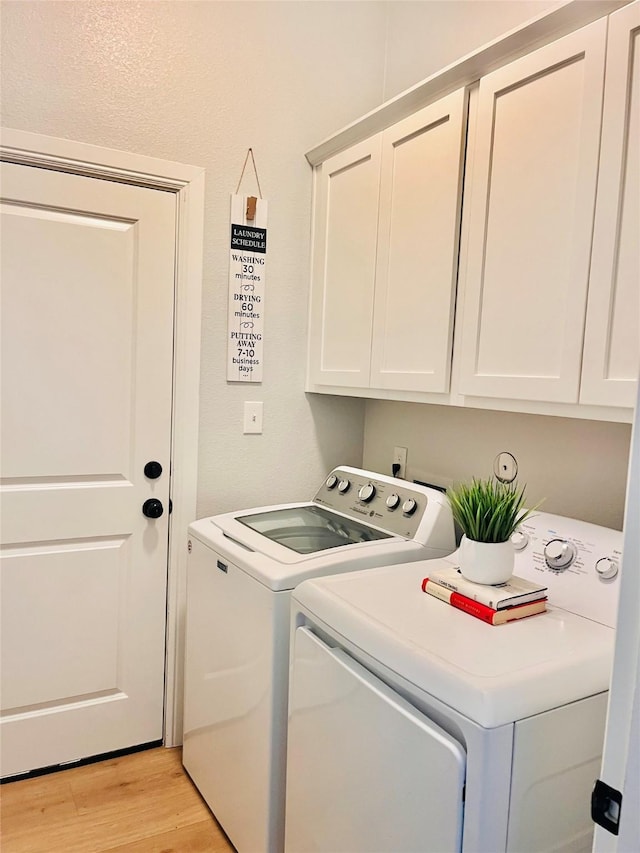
[
  {"left": 182, "top": 466, "right": 455, "bottom": 853},
  {"left": 285, "top": 512, "right": 622, "bottom": 853}
]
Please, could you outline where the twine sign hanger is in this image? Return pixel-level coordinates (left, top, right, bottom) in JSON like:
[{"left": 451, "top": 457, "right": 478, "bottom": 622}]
[{"left": 235, "top": 147, "right": 263, "bottom": 222}]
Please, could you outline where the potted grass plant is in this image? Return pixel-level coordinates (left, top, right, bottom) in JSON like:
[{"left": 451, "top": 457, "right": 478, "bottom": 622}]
[{"left": 446, "top": 478, "right": 542, "bottom": 584}]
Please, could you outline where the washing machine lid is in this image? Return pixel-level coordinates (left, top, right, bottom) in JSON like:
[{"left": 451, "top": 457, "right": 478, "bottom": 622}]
[
  {"left": 188, "top": 507, "right": 429, "bottom": 591},
  {"left": 292, "top": 559, "right": 616, "bottom": 728},
  {"left": 234, "top": 504, "right": 391, "bottom": 553}
]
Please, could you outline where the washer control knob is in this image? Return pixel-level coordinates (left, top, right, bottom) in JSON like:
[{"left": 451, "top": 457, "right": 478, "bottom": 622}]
[
  {"left": 511, "top": 529, "right": 530, "bottom": 552},
  {"left": 358, "top": 483, "right": 376, "bottom": 503},
  {"left": 386, "top": 493, "right": 401, "bottom": 511},
  {"left": 337, "top": 478, "right": 351, "bottom": 494},
  {"left": 402, "top": 498, "right": 418, "bottom": 516},
  {"left": 325, "top": 474, "right": 338, "bottom": 490},
  {"left": 595, "top": 557, "right": 619, "bottom": 581},
  {"left": 544, "top": 538, "right": 577, "bottom": 571}
]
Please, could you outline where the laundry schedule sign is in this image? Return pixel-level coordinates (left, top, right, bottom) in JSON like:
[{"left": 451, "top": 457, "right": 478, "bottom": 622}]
[{"left": 227, "top": 194, "right": 267, "bottom": 382}]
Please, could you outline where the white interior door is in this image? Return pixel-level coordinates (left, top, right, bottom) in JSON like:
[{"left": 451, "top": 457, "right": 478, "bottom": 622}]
[
  {"left": 594, "top": 381, "right": 640, "bottom": 851},
  {"left": 0, "top": 162, "right": 176, "bottom": 777}
]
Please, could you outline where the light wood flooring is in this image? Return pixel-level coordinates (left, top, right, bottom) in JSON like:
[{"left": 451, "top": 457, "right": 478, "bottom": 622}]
[{"left": 0, "top": 746, "right": 236, "bottom": 853}]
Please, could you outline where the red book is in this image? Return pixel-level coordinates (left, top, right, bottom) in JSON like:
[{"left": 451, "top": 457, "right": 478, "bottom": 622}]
[{"left": 421, "top": 577, "right": 547, "bottom": 625}]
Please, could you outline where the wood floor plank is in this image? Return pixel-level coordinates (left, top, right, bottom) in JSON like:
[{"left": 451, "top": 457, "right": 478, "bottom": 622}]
[
  {"left": 0, "top": 747, "right": 235, "bottom": 853},
  {"left": 0, "top": 771, "right": 78, "bottom": 827},
  {"left": 104, "top": 820, "right": 232, "bottom": 853}
]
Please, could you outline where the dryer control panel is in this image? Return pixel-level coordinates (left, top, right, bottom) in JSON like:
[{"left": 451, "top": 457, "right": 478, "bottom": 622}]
[
  {"left": 513, "top": 512, "right": 622, "bottom": 627},
  {"left": 312, "top": 466, "right": 454, "bottom": 547}
]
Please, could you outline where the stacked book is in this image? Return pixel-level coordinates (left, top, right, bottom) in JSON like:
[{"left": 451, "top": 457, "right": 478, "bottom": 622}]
[{"left": 421, "top": 564, "right": 548, "bottom": 625}]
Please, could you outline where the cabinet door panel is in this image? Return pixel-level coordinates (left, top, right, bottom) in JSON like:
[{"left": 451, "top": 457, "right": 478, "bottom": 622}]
[
  {"left": 459, "top": 20, "right": 606, "bottom": 403},
  {"left": 581, "top": 1, "right": 640, "bottom": 408},
  {"left": 370, "top": 89, "right": 467, "bottom": 392},
  {"left": 307, "top": 137, "right": 381, "bottom": 387}
]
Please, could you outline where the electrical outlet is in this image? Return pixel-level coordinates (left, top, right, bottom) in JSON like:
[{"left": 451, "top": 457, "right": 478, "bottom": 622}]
[{"left": 393, "top": 446, "right": 408, "bottom": 479}]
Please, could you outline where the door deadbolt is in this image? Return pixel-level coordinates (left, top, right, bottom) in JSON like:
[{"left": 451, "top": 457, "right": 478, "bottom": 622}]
[{"left": 144, "top": 461, "right": 163, "bottom": 479}]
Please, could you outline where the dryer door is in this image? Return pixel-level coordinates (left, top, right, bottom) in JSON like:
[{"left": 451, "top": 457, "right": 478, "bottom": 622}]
[{"left": 285, "top": 627, "right": 466, "bottom": 853}]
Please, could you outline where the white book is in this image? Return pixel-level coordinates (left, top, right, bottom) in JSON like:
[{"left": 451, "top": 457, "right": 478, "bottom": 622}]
[{"left": 428, "top": 564, "right": 548, "bottom": 610}]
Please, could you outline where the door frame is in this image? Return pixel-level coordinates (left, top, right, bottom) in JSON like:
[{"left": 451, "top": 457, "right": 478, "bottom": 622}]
[{"left": 1, "top": 128, "right": 205, "bottom": 747}]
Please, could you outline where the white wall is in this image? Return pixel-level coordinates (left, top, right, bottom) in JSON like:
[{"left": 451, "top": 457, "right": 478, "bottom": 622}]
[
  {"left": 0, "top": 0, "right": 384, "bottom": 515},
  {"left": 364, "top": 401, "right": 632, "bottom": 529},
  {"left": 381, "top": 0, "right": 565, "bottom": 99},
  {"left": 2, "top": 0, "right": 632, "bottom": 526}
]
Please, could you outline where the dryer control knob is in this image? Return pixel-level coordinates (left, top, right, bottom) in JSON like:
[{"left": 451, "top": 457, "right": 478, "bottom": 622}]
[
  {"left": 358, "top": 483, "right": 376, "bottom": 503},
  {"left": 595, "top": 557, "right": 618, "bottom": 580},
  {"left": 402, "top": 498, "right": 418, "bottom": 516},
  {"left": 325, "top": 474, "right": 338, "bottom": 490},
  {"left": 544, "top": 538, "right": 577, "bottom": 571},
  {"left": 511, "top": 529, "right": 529, "bottom": 551},
  {"left": 337, "top": 479, "right": 351, "bottom": 494},
  {"left": 386, "top": 494, "right": 401, "bottom": 511}
]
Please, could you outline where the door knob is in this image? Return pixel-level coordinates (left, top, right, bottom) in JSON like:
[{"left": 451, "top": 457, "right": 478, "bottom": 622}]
[
  {"left": 142, "top": 498, "right": 164, "bottom": 519},
  {"left": 144, "top": 461, "right": 163, "bottom": 479}
]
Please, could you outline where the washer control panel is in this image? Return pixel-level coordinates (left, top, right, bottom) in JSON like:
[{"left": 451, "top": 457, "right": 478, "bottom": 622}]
[
  {"left": 513, "top": 512, "right": 623, "bottom": 627},
  {"left": 313, "top": 466, "right": 451, "bottom": 542}
]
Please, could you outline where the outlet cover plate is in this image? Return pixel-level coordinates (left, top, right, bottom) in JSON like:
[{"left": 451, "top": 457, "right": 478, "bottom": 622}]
[{"left": 393, "top": 446, "right": 408, "bottom": 478}]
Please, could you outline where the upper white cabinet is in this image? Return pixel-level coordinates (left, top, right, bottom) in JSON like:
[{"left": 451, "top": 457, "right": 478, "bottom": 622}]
[
  {"left": 305, "top": 3, "right": 638, "bottom": 421},
  {"left": 580, "top": 0, "right": 640, "bottom": 408},
  {"left": 370, "top": 91, "right": 467, "bottom": 392},
  {"left": 458, "top": 19, "right": 607, "bottom": 404},
  {"left": 307, "top": 89, "right": 467, "bottom": 393},
  {"left": 307, "top": 136, "right": 382, "bottom": 388}
]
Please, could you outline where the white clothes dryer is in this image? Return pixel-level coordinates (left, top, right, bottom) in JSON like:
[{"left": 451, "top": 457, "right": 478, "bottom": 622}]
[
  {"left": 285, "top": 512, "right": 622, "bottom": 853},
  {"left": 182, "top": 467, "right": 455, "bottom": 853}
]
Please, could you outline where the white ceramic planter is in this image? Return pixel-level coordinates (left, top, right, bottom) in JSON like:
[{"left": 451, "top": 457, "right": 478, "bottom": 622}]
[{"left": 458, "top": 536, "right": 515, "bottom": 585}]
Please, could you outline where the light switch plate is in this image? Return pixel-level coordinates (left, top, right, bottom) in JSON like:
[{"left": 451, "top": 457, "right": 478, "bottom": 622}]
[{"left": 243, "top": 401, "right": 263, "bottom": 434}]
